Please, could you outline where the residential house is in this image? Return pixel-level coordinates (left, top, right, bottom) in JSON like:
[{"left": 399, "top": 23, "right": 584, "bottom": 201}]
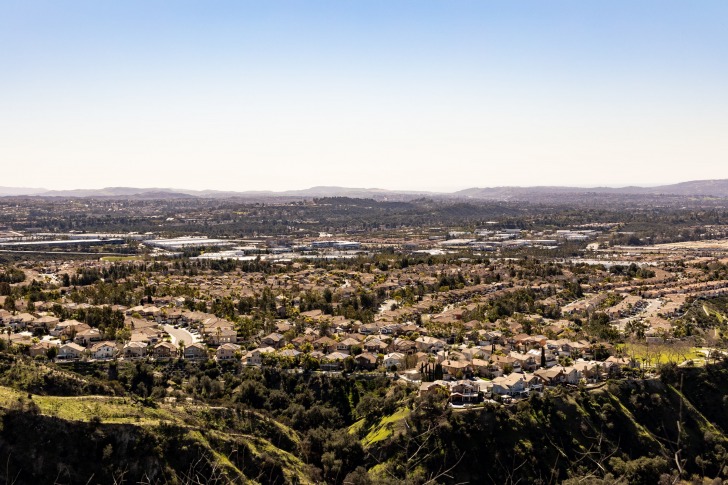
[
  {"left": 415, "top": 336, "right": 446, "bottom": 353},
  {"left": 184, "top": 342, "right": 208, "bottom": 360},
  {"left": 460, "top": 347, "right": 488, "bottom": 361},
  {"left": 534, "top": 365, "right": 580, "bottom": 385},
  {"left": 135, "top": 326, "right": 165, "bottom": 345},
  {"left": 242, "top": 347, "right": 275, "bottom": 366},
  {"left": 125, "top": 317, "right": 156, "bottom": 331},
  {"left": 90, "top": 341, "right": 118, "bottom": 360},
  {"left": 32, "top": 315, "right": 59, "bottom": 332},
  {"left": 278, "top": 348, "right": 301, "bottom": 359},
  {"left": 0, "top": 333, "right": 33, "bottom": 350},
  {"left": 441, "top": 359, "right": 470, "bottom": 379},
  {"left": 383, "top": 352, "right": 405, "bottom": 371},
  {"left": 419, "top": 380, "right": 449, "bottom": 398},
  {"left": 508, "top": 352, "right": 538, "bottom": 372},
  {"left": 58, "top": 342, "right": 85, "bottom": 360},
  {"left": 300, "top": 309, "right": 324, "bottom": 319},
  {"left": 522, "top": 373, "right": 544, "bottom": 392},
  {"left": 449, "top": 380, "right": 480, "bottom": 403},
  {"left": 126, "top": 305, "right": 145, "bottom": 316},
  {"left": 74, "top": 328, "right": 102, "bottom": 346},
  {"left": 313, "top": 336, "right": 337, "bottom": 353},
  {"left": 123, "top": 341, "right": 147, "bottom": 359},
  {"left": 396, "top": 323, "right": 420, "bottom": 336},
  {"left": 358, "top": 323, "right": 379, "bottom": 335},
  {"left": 207, "top": 327, "right": 237, "bottom": 346},
  {"left": 0, "top": 309, "right": 11, "bottom": 326},
  {"left": 290, "top": 334, "right": 315, "bottom": 350},
  {"left": 202, "top": 315, "right": 238, "bottom": 345},
  {"left": 528, "top": 348, "right": 557, "bottom": 368},
  {"left": 380, "top": 323, "right": 401, "bottom": 335},
  {"left": 8, "top": 313, "right": 35, "bottom": 330},
  {"left": 490, "top": 355, "right": 522, "bottom": 374},
  {"left": 157, "top": 308, "right": 184, "bottom": 325},
  {"left": 393, "top": 338, "right": 417, "bottom": 354},
  {"left": 261, "top": 332, "right": 285, "bottom": 349},
  {"left": 402, "top": 368, "right": 422, "bottom": 381},
  {"left": 336, "top": 337, "right": 361, "bottom": 354},
  {"left": 51, "top": 319, "right": 86, "bottom": 338},
  {"left": 482, "top": 330, "right": 505, "bottom": 346},
  {"left": 363, "top": 338, "right": 389, "bottom": 354},
  {"left": 471, "top": 358, "right": 501, "bottom": 378},
  {"left": 491, "top": 374, "right": 526, "bottom": 397},
  {"left": 141, "top": 306, "right": 162, "bottom": 319},
  {"left": 561, "top": 341, "right": 589, "bottom": 358},
  {"left": 153, "top": 341, "right": 178, "bottom": 360},
  {"left": 321, "top": 351, "right": 349, "bottom": 371},
  {"left": 573, "top": 361, "right": 601, "bottom": 382},
  {"left": 605, "top": 356, "right": 635, "bottom": 374},
  {"left": 29, "top": 340, "right": 58, "bottom": 358},
  {"left": 216, "top": 343, "right": 240, "bottom": 361},
  {"left": 561, "top": 366, "right": 581, "bottom": 384},
  {"left": 274, "top": 321, "right": 293, "bottom": 333},
  {"left": 354, "top": 352, "right": 378, "bottom": 370},
  {"left": 534, "top": 366, "right": 565, "bottom": 386}
]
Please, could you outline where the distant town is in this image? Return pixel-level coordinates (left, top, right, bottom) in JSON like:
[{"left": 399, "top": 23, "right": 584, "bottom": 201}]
[
  {"left": 2, "top": 192, "right": 728, "bottom": 483},
  {"left": 2, "top": 194, "right": 728, "bottom": 393}
]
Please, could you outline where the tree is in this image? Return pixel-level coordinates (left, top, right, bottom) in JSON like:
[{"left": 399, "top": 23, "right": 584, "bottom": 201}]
[
  {"left": 116, "top": 327, "right": 131, "bottom": 343},
  {"left": 3, "top": 296, "right": 16, "bottom": 312},
  {"left": 46, "top": 346, "right": 58, "bottom": 360}
]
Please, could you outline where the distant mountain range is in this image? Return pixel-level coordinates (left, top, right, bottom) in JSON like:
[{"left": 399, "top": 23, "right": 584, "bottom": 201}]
[
  {"left": 3, "top": 179, "right": 728, "bottom": 200},
  {"left": 453, "top": 179, "right": 728, "bottom": 199},
  {"left": 0, "top": 185, "right": 436, "bottom": 200}
]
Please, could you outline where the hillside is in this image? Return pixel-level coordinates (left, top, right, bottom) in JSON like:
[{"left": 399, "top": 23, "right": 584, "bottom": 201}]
[
  {"left": 356, "top": 365, "right": 728, "bottom": 484},
  {"left": 454, "top": 179, "right": 728, "bottom": 200},
  {"left": 2, "top": 357, "right": 728, "bottom": 483},
  {"left": 0, "top": 384, "right": 310, "bottom": 484}
]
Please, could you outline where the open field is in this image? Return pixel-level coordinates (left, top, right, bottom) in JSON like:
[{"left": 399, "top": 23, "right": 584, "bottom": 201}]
[
  {"left": 99, "top": 255, "right": 145, "bottom": 262},
  {"left": 349, "top": 407, "right": 410, "bottom": 448},
  {"left": 620, "top": 343, "right": 705, "bottom": 367},
  {"left": 647, "top": 239, "right": 728, "bottom": 250},
  {"left": 0, "top": 385, "right": 181, "bottom": 424}
]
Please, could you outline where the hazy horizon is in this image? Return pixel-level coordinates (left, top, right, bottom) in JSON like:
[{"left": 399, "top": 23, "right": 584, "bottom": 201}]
[
  {"left": 3, "top": 1, "right": 727, "bottom": 191},
  {"left": 0, "top": 178, "right": 720, "bottom": 194}
]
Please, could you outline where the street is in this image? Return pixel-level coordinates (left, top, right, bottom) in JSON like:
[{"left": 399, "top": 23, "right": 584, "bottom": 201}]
[{"left": 163, "top": 325, "right": 198, "bottom": 347}]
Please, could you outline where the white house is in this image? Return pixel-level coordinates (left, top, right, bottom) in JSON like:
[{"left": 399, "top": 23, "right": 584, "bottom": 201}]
[
  {"left": 215, "top": 343, "right": 240, "bottom": 361},
  {"left": 490, "top": 374, "right": 526, "bottom": 396},
  {"left": 58, "top": 342, "right": 85, "bottom": 360},
  {"left": 123, "top": 341, "right": 147, "bottom": 359},
  {"left": 383, "top": 352, "right": 405, "bottom": 370},
  {"left": 90, "top": 341, "right": 118, "bottom": 360}
]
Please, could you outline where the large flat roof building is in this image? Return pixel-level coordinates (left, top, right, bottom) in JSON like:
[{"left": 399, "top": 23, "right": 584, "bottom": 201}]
[{"left": 143, "top": 237, "right": 235, "bottom": 250}]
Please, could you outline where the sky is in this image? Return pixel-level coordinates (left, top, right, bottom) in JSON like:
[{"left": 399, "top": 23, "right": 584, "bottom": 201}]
[{"left": 1, "top": 1, "right": 727, "bottom": 192}]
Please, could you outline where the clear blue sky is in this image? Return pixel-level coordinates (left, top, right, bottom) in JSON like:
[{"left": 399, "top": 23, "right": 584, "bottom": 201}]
[{"left": 2, "top": 1, "right": 727, "bottom": 191}]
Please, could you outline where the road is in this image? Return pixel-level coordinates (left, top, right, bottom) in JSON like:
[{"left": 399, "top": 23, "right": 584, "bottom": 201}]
[
  {"left": 0, "top": 249, "right": 131, "bottom": 256},
  {"left": 163, "top": 325, "right": 198, "bottom": 346},
  {"left": 614, "top": 298, "right": 662, "bottom": 332}
]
